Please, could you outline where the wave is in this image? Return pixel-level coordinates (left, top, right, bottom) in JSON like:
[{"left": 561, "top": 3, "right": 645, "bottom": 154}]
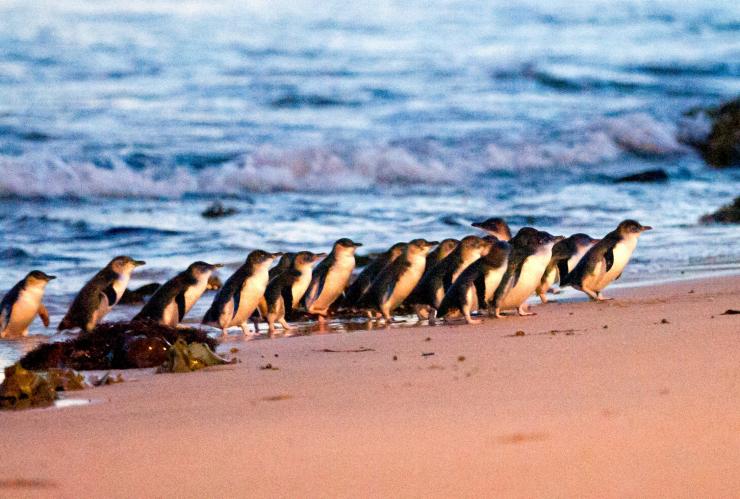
[{"left": 0, "top": 113, "right": 687, "bottom": 198}]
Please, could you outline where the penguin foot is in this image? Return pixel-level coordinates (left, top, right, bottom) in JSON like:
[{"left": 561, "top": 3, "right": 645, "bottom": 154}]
[
  {"left": 517, "top": 305, "right": 536, "bottom": 316},
  {"left": 464, "top": 316, "right": 482, "bottom": 325},
  {"left": 279, "top": 319, "right": 294, "bottom": 330},
  {"left": 538, "top": 293, "right": 548, "bottom": 304}
]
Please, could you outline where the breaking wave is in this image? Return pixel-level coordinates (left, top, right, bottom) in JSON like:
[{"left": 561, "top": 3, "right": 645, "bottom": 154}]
[{"left": 0, "top": 113, "right": 689, "bottom": 198}]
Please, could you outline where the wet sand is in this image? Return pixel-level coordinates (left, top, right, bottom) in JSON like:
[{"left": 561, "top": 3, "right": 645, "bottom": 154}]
[{"left": 1, "top": 274, "right": 739, "bottom": 498}]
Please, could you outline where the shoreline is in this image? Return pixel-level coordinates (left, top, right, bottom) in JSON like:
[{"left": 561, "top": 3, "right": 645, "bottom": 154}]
[{"left": 2, "top": 274, "right": 739, "bottom": 497}]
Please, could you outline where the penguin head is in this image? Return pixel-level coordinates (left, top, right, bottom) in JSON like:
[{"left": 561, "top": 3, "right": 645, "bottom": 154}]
[
  {"left": 294, "top": 251, "right": 327, "bottom": 268},
  {"left": 510, "top": 227, "right": 541, "bottom": 250},
  {"left": 26, "top": 270, "right": 56, "bottom": 286},
  {"left": 109, "top": 256, "right": 146, "bottom": 275},
  {"left": 246, "top": 250, "right": 282, "bottom": 268},
  {"left": 458, "top": 235, "right": 490, "bottom": 258},
  {"left": 536, "top": 231, "right": 563, "bottom": 250},
  {"left": 434, "top": 238, "right": 459, "bottom": 258},
  {"left": 407, "top": 239, "right": 438, "bottom": 256},
  {"left": 387, "top": 242, "right": 408, "bottom": 260},
  {"left": 569, "top": 233, "right": 599, "bottom": 247},
  {"left": 471, "top": 217, "right": 512, "bottom": 241},
  {"left": 187, "top": 261, "right": 223, "bottom": 280},
  {"left": 334, "top": 238, "right": 363, "bottom": 254},
  {"left": 618, "top": 220, "right": 653, "bottom": 236}
]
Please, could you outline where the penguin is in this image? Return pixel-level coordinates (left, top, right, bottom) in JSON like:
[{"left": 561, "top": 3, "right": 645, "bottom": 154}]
[
  {"left": 536, "top": 233, "right": 599, "bottom": 303},
  {"left": 134, "top": 261, "right": 222, "bottom": 327},
  {"left": 269, "top": 253, "right": 296, "bottom": 280},
  {"left": 59, "top": 256, "right": 146, "bottom": 333},
  {"left": 303, "top": 238, "right": 362, "bottom": 320},
  {"left": 471, "top": 217, "right": 512, "bottom": 241},
  {"left": 340, "top": 242, "right": 407, "bottom": 310},
  {"left": 561, "top": 220, "right": 652, "bottom": 301},
  {"left": 425, "top": 238, "right": 459, "bottom": 269},
  {"left": 259, "top": 251, "right": 326, "bottom": 334},
  {"left": 407, "top": 235, "right": 493, "bottom": 322},
  {"left": 359, "top": 239, "right": 438, "bottom": 322},
  {"left": 201, "top": 251, "right": 282, "bottom": 334},
  {"left": 492, "top": 228, "right": 563, "bottom": 318},
  {"left": 437, "top": 240, "right": 511, "bottom": 324},
  {"left": 0, "top": 271, "right": 56, "bottom": 338}
]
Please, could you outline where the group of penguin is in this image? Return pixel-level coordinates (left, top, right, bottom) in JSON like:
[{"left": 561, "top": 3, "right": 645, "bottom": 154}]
[{"left": 0, "top": 218, "right": 652, "bottom": 338}]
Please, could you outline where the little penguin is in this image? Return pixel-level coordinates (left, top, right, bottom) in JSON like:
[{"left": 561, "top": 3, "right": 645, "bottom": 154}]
[
  {"left": 259, "top": 251, "right": 326, "bottom": 334},
  {"left": 304, "top": 238, "right": 362, "bottom": 321},
  {"left": 0, "top": 271, "right": 56, "bottom": 338},
  {"left": 340, "top": 242, "right": 407, "bottom": 310},
  {"left": 437, "top": 240, "right": 511, "bottom": 324},
  {"left": 359, "top": 239, "right": 438, "bottom": 323},
  {"left": 492, "top": 229, "right": 563, "bottom": 317},
  {"left": 425, "top": 238, "right": 459, "bottom": 269},
  {"left": 561, "top": 220, "right": 652, "bottom": 300},
  {"left": 471, "top": 217, "right": 512, "bottom": 241},
  {"left": 536, "top": 233, "right": 599, "bottom": 303},
  {"left": 406, "top": 235, "right": 493, "bottom": 322},
  {"left": 134, "top": 261, "right": 222, "bottom": 327},
  {"left": 59, "top": 256, "right": 145, "bottom": 333},
  {"left": 202, "top": 251, "right": 282, "bottom": 334},
  {"left": 269, "top": 253, "right": 296, "bottom": 280}
]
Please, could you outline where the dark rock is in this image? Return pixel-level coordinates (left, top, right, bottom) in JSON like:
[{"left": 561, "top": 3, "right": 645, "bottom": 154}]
[
  {"left": 20, "top": 321, "right": 217, "bottom": 371},
  {"left": 699, "top": 196, "right": 740, "bottom": 224},
  {"left": 684, "top": 98, "right": 740, "bottom": 168},
  {"left": 118, "top": 282, "right": 161, "bottom": 305},
  {"left": 614, "top": 169, "right": 669, "bottom": 183},
  {"left": 201, "top": 201, "right": 238, "bottom": 219}
]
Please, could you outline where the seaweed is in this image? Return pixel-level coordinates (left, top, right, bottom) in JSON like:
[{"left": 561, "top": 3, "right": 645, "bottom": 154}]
[{"left": 20, "top": 321, "right": 217, "bottom": 371}]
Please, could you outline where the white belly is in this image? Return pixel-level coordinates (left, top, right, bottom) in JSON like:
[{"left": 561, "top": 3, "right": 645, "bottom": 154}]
[
  {"left": 387, "top": 261, "right": 425, "bottom": 311},
  {"left": 230, "top": 272, "right": 269, "bottom": 326},
  {"left": 183, "top": 279, "right": 209, "bottom": 317},
  {"left": 309, "top": 258, "right": 354, "bottom": 312},
  {"left": 291, "top": 271, "right": 312, "bottom": 308},
  {"left": 4, "top": 288, "right": 42, "bottom": 336},
  {"left": 162, "top": 301, "right": 180, "bottom": 327},
  {"left": 589, "top": 239, "right": 637, "bottom": 291},
  {"left": 483, "top": 266, "right": 507, "bottom": 303},
  {"left": 499, "top": 250, "right": 552, "bottom": 309}
]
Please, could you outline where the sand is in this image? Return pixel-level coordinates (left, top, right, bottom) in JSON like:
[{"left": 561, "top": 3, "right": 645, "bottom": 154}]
[{"left": 1, "top": 274, "right": 739, "bottom": 498}]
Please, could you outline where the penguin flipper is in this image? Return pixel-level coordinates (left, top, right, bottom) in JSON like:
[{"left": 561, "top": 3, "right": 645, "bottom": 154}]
[
  {"left": 231, "top": 287, "right": 242, "bottom": 320},
  {"left": 175, "top": 291, "right": 187, "bottom": 322},
  {"left": 604, "top": 248, "right": 615, "bottom": 273},
  {"left": 557, "top": 260, "right": 570, "bottom": 286},
  {"left": 474, "top": 273, "right": 487, "bottom": 308},
  {"left": 38, "top": 302, "right": 50, "bottom": 328},
  {"left": 281, "top": 284, "right": 294, "bottom": 318},
  {"left": 102, "top": 284, "right": 118, "bottom": 307},
  {"left": 0, "top": 303, "right": 9, "bottom": 332}
]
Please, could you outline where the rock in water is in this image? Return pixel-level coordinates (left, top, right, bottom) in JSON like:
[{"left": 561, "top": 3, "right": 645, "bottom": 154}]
[
  {"left": 201, "top": 201, "right": 238, "bottom": 219},
  {"left": 700, "top": 196, "right": 740, "bottom": 224},
  {"left": 684, "top": 98, "right": 740, "bottom": 168},
  {"left": 614, "top": 169, "right": 668, "bottom": 183}
]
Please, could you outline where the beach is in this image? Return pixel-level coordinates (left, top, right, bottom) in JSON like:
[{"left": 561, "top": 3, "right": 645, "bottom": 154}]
[{"left": 1, "top": 273, "right": 738, "bottom": 498}]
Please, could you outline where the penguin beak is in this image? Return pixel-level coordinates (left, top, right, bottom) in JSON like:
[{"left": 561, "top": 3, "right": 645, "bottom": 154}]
[
  {"left": 427, "top": 241, "right": 440, "bottom": 246},
  {"left": 212, "top": 263, "right": 224, "bottom": 269},
  {"left": 315, "top": 252, "right": 328, "bottom": 259},
  {"left": 554, "top": 235, "right": 565, "bottom": 242},
  {"left": 272, "top": 252, "right": 284, "bottom": 258},
  {"left": 641, "top": 226, "right": 653, "bottom": 231},
  {"left": 471, "top": 222, "right": 483, "bottom": 229},
  {"left": 46, "top": 275, "right": 57, "bottom": 281},
  {"left": 133, "top": 260, "right": 146, "bottom": 267},
  {"left": 353, "top": 242, "right": 363, "bottom": 247}
]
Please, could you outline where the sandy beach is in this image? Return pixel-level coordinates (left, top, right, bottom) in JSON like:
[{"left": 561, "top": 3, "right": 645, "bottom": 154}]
[{"left": 1, "top": 274, "right": 739, "bottom": 498}]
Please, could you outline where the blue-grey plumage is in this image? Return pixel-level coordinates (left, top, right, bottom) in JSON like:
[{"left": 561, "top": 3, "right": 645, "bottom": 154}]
[
  {"left": 492, "top": 229, "right": 563, "bottom": 317},
  {"left": 0, "top": 271, "right": 55, "bottom": 338},
  {"left": 135, "top": 261, "right": 222, "bottom": 327},
  {"left": 536, "top": 233, "right": 599, "bottom": 303},
  {"left": 59, "top": 256, "right": 145, "bottom": 333},
  {"left": 202, "top": 251, "right": 282, "bottom": 334},
  {"left": 561, "top": 220, "right": 652, "bottom": 301},
  {"left": 304, "top": 238, "right": 362, "bottom": 321}
]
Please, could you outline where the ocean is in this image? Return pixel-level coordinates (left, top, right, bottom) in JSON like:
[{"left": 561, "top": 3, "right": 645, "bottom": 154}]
[{"left": 1, "top": 0, "right": 739, "bottom": 368}]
